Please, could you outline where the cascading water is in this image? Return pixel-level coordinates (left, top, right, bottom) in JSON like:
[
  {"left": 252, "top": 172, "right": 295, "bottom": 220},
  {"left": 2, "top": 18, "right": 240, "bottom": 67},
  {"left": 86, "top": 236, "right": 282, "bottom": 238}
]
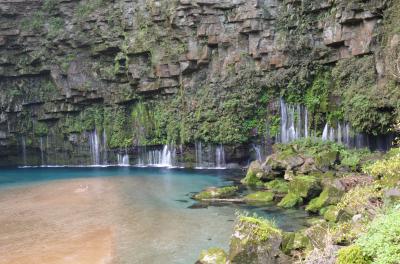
[
  {"left": 194, "top": 142, "right": 227, "bottom": 169},
  {"left": 117, "top": 152, "right": 130, "bottom": 166},
  {"left": 195, "top": 141, "right": 203, "bottom": 168},
  {"left": 39, "top": 137, "right": 45, "bottom": 166},
  {"left": 215, "top": 144, "right": 226, "bottom": 169},
  {"left": 21, "top": 136, "right": 27, "bottom": 166},
  {"left": 252, "top": 144, "right": 262, "bottom": 162},
  {"left": 136, "top": 145, "right": 175, "bottom": 167},
  {"left": 280, "top": 99, "right": 309, "bottom": 143},
  {"left": 102, "top": 129, "right": 108, "bottom": 164},
  {"left": 279, "top": 99, "right": 393, "bottom": 150},
  {"left": 88, "top": 129, "right": 100, "bottom": 165}
]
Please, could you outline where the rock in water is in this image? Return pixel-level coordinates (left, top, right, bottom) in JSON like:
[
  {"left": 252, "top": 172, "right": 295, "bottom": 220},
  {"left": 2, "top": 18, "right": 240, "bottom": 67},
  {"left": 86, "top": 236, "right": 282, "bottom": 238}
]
[{"left": 228, "top": 216, "right": 290, "bottom": 264}]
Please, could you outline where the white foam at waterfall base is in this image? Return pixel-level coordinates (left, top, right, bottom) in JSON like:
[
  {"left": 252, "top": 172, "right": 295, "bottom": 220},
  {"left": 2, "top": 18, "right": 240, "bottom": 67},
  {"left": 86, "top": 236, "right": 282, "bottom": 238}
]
[{"left": 117, "top": 153, "right": 130, "bottom": 166}]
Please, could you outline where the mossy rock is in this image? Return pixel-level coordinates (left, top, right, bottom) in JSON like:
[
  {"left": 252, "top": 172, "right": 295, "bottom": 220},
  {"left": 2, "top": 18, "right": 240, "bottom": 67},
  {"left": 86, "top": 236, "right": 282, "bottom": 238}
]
[
  {"left": 336, "top": 245, "right": 369, "bottom": 264},
  {"left": 305, "top": 185, "right": 345, "bottom": 213},
  {"left": 241, "top": 161, "right": 263, "bottom": 186},
  {"left": 194, "top": 186, "right": 238, "bottom": 200},
  {"left": 265, "top": 179, "right": 289, "bottom": 193},
  {"left": 196, "top": 248, "right": 227, "bottom": 264},
  {"left": 228, "top": 215, "right": 289, "bottom": 264},
  {"left": 281, "top": 231, "right": 311, "bottom": 255},
  {"left": 315, "top": 150, "right": 338, "bottom": 170},
  {"left": 278, "top": 175, "right": 321, "bottom": 208},
  {"left": 277, "top": 192, "right": 303, "bottom": 208},
  {"left": 244, "top": 191, "right": 274, "bottom": 205},
  {"left": 323, "top": 205, "right": 340, "bottom": 222},
  {"left": 289, "top": 175, "right": 321, "bottom": 198}
]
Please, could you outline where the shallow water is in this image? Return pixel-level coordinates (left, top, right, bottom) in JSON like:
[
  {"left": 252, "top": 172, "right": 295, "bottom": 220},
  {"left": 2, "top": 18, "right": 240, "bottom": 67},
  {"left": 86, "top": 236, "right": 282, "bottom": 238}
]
[{"left": 0, "top": 167, "right": 309, "bottom": 264}]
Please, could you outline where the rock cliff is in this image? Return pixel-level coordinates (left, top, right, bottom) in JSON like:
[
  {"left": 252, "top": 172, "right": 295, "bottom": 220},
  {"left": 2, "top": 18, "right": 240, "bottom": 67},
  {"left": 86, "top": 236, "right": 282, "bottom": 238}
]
[{"left": 0, "top": 0, "right": 399, "bottom": 166}]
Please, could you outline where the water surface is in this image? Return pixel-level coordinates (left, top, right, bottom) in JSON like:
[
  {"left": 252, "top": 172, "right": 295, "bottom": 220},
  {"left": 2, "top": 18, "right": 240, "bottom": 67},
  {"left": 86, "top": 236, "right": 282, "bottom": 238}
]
[{"left": 0, "top": 167, "right": 309, "bottom": 264}]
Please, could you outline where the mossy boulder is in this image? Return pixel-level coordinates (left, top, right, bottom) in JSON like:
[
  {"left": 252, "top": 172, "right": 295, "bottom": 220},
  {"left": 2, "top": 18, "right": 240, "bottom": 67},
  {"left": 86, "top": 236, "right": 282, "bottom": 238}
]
[
  {"left": 306, "top": 184, "right": 345, "bottom": 213},
  {"left": 196, "top": 248, "right": 227, "bottom": 264},
  {"left": 265, "top": 179, "right": 289, "bottom": 193},
  {"left": 281, "top": 231, "right": 311, "bottom": 255},
  {"left": 228, "top": 215, "right": 289, "bottom": 264},
  {"left": 242, "top": 161, "right": 264, "bottom": 186},
  {"left": 244, "top": 191, "right": 274, "bottom": 205},
  {"left": 194, "top": 186, "right": 238, "bottom": 200},
  {"left": 277, "top": 192, "right": 303, "bottom": 208},
  {"left": 336, "top": 245, "right": 369, "bottom": 264},
  {"left": 278, "top": 176, "right": 321, "bottom": 208}
]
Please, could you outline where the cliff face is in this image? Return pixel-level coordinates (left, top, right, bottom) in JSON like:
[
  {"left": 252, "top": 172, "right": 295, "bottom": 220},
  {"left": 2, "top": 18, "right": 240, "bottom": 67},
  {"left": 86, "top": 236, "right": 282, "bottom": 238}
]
[{"left": 0, "top": 0, "right": 399, "bottom": 166}]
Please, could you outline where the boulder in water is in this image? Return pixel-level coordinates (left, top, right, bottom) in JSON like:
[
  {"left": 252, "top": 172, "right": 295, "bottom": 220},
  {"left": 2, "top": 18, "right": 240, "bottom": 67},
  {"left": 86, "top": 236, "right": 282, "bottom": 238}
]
[{"left": 196, "top": 248, "right": 227, "bottom": 264}]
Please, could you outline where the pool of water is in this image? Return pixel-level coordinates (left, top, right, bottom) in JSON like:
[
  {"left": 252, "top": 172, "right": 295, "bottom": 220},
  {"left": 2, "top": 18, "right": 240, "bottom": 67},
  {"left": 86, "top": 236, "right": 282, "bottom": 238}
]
[{"left": 0, "top": 167, "right": 309, "bottom": 264}]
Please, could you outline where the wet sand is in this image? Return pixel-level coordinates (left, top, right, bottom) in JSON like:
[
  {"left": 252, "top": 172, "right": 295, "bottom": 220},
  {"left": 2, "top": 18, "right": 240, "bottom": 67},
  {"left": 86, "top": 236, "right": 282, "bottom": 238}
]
[{"left": 0, "top": 179, "right": 116, "bottom": 264}]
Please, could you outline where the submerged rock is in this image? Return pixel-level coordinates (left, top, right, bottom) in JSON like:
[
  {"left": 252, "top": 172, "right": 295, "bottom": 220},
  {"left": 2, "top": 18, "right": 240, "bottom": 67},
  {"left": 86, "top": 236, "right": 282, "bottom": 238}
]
[
  {"left": 196, "top": 248, "right": 227, "bottom": 264},
  {"left": 244, "top": 191, "right": 274, "bottom": 205},
  {"left": 193, "top": 186, "right": 239, "bottom": 200},
  {"left": 228, "top": 215, "right": 290, "bottom": 264}
]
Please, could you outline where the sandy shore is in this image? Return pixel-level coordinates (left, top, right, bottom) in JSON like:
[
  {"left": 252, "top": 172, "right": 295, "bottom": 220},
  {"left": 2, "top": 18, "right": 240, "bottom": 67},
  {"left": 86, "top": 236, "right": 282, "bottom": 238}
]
[{"left": 0, "top": 179, "right": 117, "bottom": 264}]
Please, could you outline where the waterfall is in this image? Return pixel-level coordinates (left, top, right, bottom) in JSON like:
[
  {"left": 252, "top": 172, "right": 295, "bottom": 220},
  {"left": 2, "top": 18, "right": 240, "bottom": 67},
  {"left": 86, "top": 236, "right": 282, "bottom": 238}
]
[
  {"left": 195, "top": 141, "right": 203, "bottom": 168},
  {"left": 160, "top": 145, "right": 172, "bottom": 166},
  {"left": 102, "top": 129, "right": 108, "bottom": 164},
  {"left": 137, "top": 145, "right": 175, "bottom": 167},
  {"left": 280, "top": 99, "right": 309, "bottom": 143},
  {"left": 21, "top": 136, "right": 27, "bottom": 166},
  {"left": 252, "top": 144, "right": 262, "bottom": 162},
  {"left": 39, "top": 137, "right": 45, "bottom": 166},
  {"left": 117, "top": 152, "right": 130, "bottom": 166},
  {"left": 88, "top": 129, "right": 100, "bottom": 165},
  {"left": 322, "top": 123, "right": 329, "bottom": 141},
  {"left": 215, "top": 144, "right": 226, "bottom": 168}
]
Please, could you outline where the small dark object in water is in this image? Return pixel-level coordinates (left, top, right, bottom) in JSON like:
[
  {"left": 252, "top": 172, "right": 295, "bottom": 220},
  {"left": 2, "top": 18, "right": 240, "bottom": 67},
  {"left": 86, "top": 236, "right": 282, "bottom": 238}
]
[
  {"left": 175, "top": 199, "right": 189, "bottom": 203},
  {"left": 188, "top": 203, "right": 208, "bottom": 209}
]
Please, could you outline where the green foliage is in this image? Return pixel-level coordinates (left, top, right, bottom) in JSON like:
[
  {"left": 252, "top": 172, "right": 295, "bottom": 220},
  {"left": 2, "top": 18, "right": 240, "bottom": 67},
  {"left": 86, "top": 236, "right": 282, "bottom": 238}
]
[
  {"left": 47, "top": 17, "right": 64, "bottom": 38},
  {"left": 21, "top": 12, "right": 44, "bottom": 32},
  {"left": 76, "top": 0, "right": 106, "bottom": 17},
  {"left": 363, "top": 148, "right": 400, "bottom": 186},
  {"left": 356, "top": 206, "right": 400, "bottom": 264},
  {"left": 34, "top": 122, "right": 48, "bottom": 136},
  {"left": 332, "top": 56, "right": 397, "bottom": 135},
  {"left": 336, "top": 245, "right": 369, "bottom": 264}
]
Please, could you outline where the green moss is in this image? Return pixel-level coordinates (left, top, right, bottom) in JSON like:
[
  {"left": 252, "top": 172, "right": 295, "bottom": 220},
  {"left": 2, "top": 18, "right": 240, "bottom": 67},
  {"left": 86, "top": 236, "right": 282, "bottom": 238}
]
[
  {"left": 34, "top": 122, "right": 48, "bottom": 136},
  {"left": 278, "top": 192, "right": 303, "bottom": 208},
  {"left": 237, "top": 215, "right": 281, "bottom": 242},
  {"left": 265, "top": 179, "right": 289, "bottom": 193},
  {"left": 194, "top": 186, "right": 238, "bottom": 200},
  {"left": 306, "top": 185, "right": 344, "bottom": 213},
  {"left": 336, "top": 245, "right": 369, "bottom": 264},
  {"left": 323, "top": 205, "right": 340, "bottom": 222},
  {"left": 197, "top": 248, "right": 227, "bottom": 264},
  {"left": 244, "top": 191, "right": 274, "bottom": 204}
]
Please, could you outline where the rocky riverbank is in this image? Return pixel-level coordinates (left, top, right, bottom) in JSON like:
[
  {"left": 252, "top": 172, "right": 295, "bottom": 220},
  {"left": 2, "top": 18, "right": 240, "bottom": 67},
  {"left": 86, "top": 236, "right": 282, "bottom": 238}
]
[{"left": 195, "top": 139, "right": 400, "bottom": 264}]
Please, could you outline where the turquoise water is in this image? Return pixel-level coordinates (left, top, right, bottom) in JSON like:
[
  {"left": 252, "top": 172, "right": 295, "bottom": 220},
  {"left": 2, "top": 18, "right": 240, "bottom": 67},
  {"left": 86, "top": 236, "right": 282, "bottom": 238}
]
[{"left": 0, "top": 167, "right": 309, "bottom": 263}]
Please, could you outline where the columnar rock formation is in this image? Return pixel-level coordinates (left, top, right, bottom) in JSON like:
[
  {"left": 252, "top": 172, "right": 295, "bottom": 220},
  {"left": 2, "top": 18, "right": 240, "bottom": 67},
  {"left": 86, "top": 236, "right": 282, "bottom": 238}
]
[{"left": 0, "top": 0, "right": 398, "bottom": 166}]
